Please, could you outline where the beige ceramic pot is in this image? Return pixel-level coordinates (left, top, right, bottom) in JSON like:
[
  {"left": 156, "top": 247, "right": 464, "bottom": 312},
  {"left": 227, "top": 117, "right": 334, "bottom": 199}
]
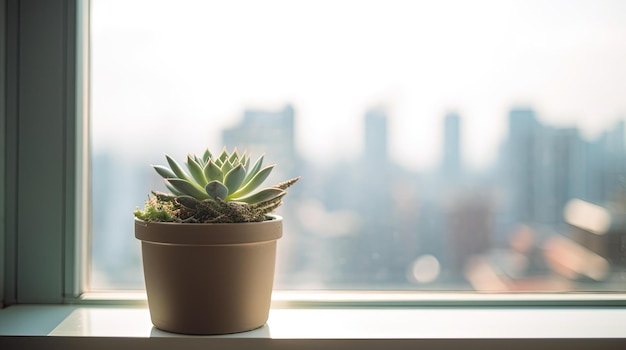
[{"left": 134, "top": 215, "right": 282, "bottom": 335}]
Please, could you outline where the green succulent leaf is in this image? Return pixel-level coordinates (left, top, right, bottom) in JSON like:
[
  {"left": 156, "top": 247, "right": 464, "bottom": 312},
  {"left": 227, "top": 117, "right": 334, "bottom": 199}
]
[
  {"left": 153, "top": 165, "right": 177, "bottom": 179},
  {"left": 239, "top": 151, "right": 248, "bottom": 166},
  {"left": 223, "top": 164, "right": 246, "bottom": 196},
  {"left": 228, "top": 148, "right": 240, "bottom": 164},
  {"left": 243, "top": 155, "right": 264, "bottom": 184},
  {"left": 193, "top": 154, "right": 204, "bottom": 167},
  {"left": 205, "top": 180, "right": 229, "bottom": 200},
  {"left": 242, "top": 153, "right": 251, "bottom": 170},
  {"left": 203, "top": 160, "right": 223, "bottom": 182},
  {"left": 220, "top": 159, "right": 234, "bottom": 175},
  {"left": 217, "top": 149, "right": 229, "bottom": 164},
  {"left": 166, "top": 154, "right": 193, "bottom": 182},
  {"left": 165, "top": 182, "right": 185, "bottom": 196},
  {"left": 230, "top": 164, "right": 275, "bottom": 198},
  {"left": 176, "top": 195, "right": 199, "bottom": 209},
  {"left": 186, "top": 155, "right": 207, "bottom": 186},
  {"left": 202, "top": 149, "right": 212, "bottom": 163},
  {"left": 231, "top": 187, "right": 285, "bottom": 204},
  {"left": 167, "top": 178, "right": 210, "bottom": 199}
]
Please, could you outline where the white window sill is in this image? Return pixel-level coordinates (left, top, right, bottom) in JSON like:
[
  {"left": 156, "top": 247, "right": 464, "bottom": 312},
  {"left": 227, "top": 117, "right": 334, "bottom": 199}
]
[{"left": 1, "top": 302, "right": 626, "bottom": 349}]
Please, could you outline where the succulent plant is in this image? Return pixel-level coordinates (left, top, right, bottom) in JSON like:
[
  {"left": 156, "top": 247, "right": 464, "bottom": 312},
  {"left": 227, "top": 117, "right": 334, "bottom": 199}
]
[{"left": 134, "top": 148, "right": 300, "bottom": 223}]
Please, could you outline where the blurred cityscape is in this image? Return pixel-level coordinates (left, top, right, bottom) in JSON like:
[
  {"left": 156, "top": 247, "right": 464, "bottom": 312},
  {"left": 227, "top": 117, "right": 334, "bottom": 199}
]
[{"left": 91, "top": 105, "right": 626, "bottom": 292}]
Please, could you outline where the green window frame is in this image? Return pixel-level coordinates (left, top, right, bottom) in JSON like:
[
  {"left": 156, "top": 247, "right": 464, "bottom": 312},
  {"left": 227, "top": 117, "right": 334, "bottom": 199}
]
[{"left": 2, "top": 0, "right": 86, "bottom": 306}]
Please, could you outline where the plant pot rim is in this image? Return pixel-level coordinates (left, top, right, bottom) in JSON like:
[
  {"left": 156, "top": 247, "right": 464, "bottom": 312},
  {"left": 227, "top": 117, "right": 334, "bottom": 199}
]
[{"left": 134, "top": 215, "right": 283, "bottom": 245}]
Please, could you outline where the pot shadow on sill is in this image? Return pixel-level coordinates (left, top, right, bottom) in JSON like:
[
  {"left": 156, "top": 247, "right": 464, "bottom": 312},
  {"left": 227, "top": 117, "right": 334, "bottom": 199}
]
[{"left": 149, "top": 323, "right": 271, "bottom": 338}]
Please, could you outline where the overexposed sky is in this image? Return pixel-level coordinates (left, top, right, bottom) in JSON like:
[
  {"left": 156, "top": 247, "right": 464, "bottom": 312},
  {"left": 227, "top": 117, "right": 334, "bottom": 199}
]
[{"left": 91, "top": 0, "right": 626, "bottom": 170}]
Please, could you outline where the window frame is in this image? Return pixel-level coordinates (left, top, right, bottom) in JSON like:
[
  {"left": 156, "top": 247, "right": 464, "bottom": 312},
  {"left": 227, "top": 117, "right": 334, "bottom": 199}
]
[
  {"left": 2, "top": 0, "right": 86, "bottom": 305},
  {"left": 2, "top": 0, "right": 626, "bottom": 309},
  {"left": 0, "top": 0, "right": 5, "bottom": 309}
]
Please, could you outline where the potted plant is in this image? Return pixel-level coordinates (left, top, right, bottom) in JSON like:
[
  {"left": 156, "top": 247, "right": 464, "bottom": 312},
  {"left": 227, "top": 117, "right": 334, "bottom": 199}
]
[{"left": 134, "top": 148, "right": 299, "bottom": 335}]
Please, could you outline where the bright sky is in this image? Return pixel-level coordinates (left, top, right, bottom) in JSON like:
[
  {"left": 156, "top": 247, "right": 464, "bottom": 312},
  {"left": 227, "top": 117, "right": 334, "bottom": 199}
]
[{"left": 91, "top": 0, "right": 626, "bottom": 170}]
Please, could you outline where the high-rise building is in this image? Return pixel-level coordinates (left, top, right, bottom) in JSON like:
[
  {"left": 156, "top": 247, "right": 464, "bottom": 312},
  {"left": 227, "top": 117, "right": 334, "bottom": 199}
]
[
  {"left": 222, "top": 104, "right": 296, "bottom": 168},
  {"left": 503, "top": 107, "right": 541, "bottom": 225},
  {"left": 588, "top": 120, "right": 626, "bottom": 203},
  {"left": 502, "top": 108, "right": 625, "bottom": 230},
  {"left": 364, "top": 107, "right": 388, "bottom": 163},
  {"left": 441, "top": 111, "right": 462, "bottom": 177}
]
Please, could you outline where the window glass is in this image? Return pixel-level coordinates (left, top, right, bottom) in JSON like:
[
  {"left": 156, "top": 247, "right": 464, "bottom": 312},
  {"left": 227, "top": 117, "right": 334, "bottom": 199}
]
[{"left": 90, "top": 0, "right": 626, "bottom": 292}]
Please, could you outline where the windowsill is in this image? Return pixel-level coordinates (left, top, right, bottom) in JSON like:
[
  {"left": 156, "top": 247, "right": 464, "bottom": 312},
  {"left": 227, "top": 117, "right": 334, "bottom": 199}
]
[{"left": 1, "top": 300, "right": 626, "bottom": 349}]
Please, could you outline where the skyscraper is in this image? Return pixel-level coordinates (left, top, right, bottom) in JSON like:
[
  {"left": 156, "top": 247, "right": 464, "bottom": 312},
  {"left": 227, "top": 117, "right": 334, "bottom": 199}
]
[
  {"left": 504, "top": 107, "right": 540, "bottom": 225},
  {"left": 441, "top": 111, "right": 462, "bottom": 177},
  {"left": 364, "top": 107, "right": 388, "bottom": 163},
  {"left": 222, "top": 104, "right": 296, "bottom": 166}
]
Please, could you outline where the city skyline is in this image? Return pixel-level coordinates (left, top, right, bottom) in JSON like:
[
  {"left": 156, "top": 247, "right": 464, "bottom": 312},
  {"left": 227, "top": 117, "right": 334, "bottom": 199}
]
[
  {"left": 90, "top": 102, "right": 626, "bottom": 290},
  {"left": 93, "top": 100, "right": 626, "bottom": 173},
  {"left": 92, "top": 0, "right": 626, "bottom": 170}
]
